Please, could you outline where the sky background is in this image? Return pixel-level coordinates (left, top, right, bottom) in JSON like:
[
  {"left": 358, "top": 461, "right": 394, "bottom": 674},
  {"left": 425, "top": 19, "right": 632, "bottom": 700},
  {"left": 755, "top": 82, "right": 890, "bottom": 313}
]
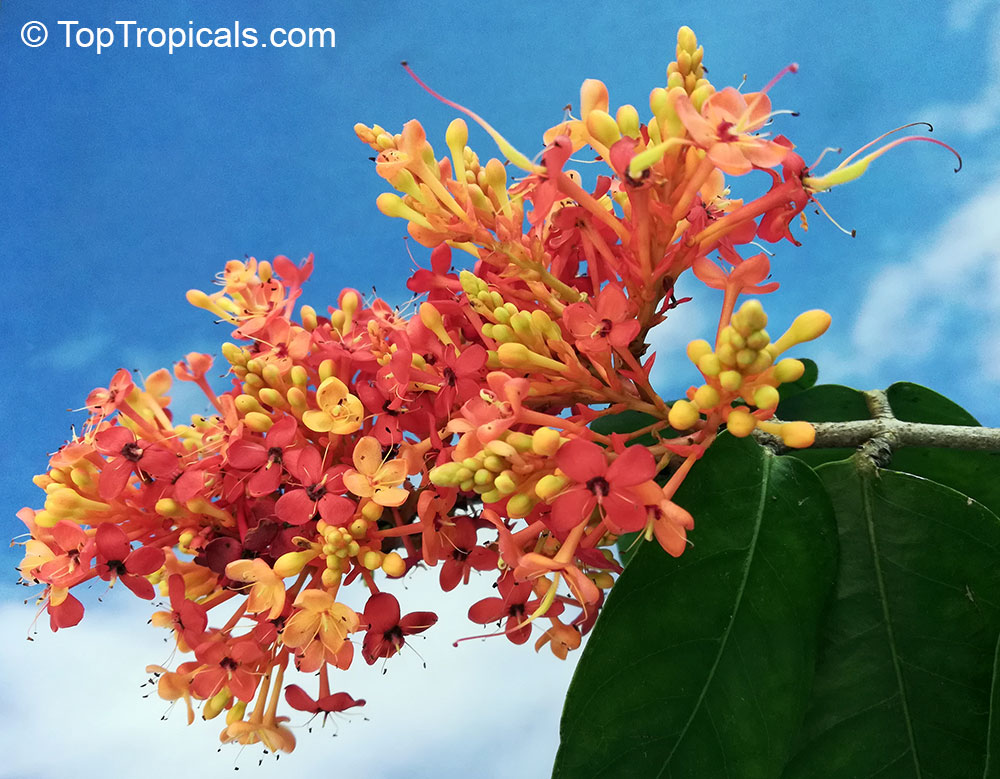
[{"left": 2, "top": 0, "right": 999, "bottom": 776}]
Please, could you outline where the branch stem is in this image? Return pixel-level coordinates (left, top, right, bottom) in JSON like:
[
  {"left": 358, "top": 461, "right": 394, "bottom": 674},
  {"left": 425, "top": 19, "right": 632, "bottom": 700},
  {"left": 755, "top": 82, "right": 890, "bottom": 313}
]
[{"left": 754, "top": 390, "right": 1000, "bottom": 456}]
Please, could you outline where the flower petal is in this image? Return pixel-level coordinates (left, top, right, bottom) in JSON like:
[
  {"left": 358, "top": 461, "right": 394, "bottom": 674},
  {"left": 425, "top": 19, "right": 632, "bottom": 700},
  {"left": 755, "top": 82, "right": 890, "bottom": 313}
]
[{"left": 555, "top": 439, "right": 607, "bottom": 483}]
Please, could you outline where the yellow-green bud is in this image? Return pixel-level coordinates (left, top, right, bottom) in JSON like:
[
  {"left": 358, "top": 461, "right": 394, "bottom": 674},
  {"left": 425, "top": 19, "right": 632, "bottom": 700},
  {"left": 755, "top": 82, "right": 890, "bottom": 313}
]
[
  {"left": 586, "top": 109, "right": 622, "bottom": 147},
  {"left": 274, "top": 550, "right": 314, "bottom": 578},
  {"left": 719, "top": 370, "right": 743, "bottom": 392},
  {"left": 753, "top": 385, "right": 780, "bottom": 410},
  {"left": 535, "top": 473, "right": 569, "bottom": 501},
  {"left": 687, "top": 339, "right": 713, "bottom": 365}
]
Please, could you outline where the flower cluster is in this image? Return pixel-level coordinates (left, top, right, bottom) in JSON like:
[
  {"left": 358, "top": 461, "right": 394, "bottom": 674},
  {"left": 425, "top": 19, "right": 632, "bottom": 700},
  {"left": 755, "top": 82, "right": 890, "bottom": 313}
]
[{"left": 16, "top": 27, "right": 955, "bottom": 754}]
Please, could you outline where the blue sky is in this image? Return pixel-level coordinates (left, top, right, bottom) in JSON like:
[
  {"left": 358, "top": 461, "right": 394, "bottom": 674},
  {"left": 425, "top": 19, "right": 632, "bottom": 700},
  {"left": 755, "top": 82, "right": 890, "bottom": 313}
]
[{"left": 2, "top": 0, "right": 998, "bottom": 775}]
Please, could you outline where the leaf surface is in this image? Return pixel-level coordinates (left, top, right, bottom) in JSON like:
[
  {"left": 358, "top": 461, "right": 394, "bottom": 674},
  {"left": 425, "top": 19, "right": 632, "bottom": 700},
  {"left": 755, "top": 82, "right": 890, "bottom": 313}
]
[{"left": 554, "top": 435, "right": 838, "bottom": 778}]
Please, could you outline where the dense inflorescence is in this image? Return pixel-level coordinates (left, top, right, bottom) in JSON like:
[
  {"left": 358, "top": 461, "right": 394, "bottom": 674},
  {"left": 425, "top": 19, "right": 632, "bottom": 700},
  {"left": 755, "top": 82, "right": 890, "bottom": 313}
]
[{"left": 16, "top": 27, "right": 952, "bottom": 753}]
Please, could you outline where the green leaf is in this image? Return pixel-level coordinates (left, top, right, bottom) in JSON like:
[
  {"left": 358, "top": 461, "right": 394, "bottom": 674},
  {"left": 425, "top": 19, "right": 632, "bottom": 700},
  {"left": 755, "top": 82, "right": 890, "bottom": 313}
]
[
  {"left": 614, "top": 531, "right": 642, "bottom": 567},
  {"left": 777, "top": 358, "right": 819, "bottom": 401},
  {"left": 775, "top": 384, "right": 870, "bottom": 467},
  {"left": 887, "top": 381, "right": 981, "bottom": 426},
  {"left": 590, "top": 409, "right": 663, "bottom": 448},
  {"left": 553, "top": 435, "right": 838, "bottom": 778},
  {"left": 783, "top": 458, "right": 1000, "bottom": 778},
  {"left": 985, "top": 634, "right": 1000, "bottom": 779},
  {"left": 885, "top": 382, "right": 1000, "bottom": 518}
]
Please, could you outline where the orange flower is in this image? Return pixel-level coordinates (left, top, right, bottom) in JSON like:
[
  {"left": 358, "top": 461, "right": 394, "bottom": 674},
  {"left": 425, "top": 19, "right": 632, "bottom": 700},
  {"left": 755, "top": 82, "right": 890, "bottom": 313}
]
[
  {"left": 225, "top": 558, "right": 286, "bottom": 620},
  {"left": 302, "top": 376, "right": 364, "bottom": 434},
  {"left": 673, "top": 85, "right": 790, "bottom": 175},
  {"left": 343, "top": 436, "right": 409, "bottom": 507},
  {"left": 281, "top": 589, "right": 359, "bottom": 672}
]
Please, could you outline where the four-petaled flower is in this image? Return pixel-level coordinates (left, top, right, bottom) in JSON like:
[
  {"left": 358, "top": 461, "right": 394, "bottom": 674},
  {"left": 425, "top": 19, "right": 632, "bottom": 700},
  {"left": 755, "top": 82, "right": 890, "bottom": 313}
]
[
  {"left": 94, "top": 427, "right": 177, "bottom": 500},
  {"left": 343, "top": 436, "right": 409, "bottom": 507},
  {"left": 284, "top": 685, "right": 366, "bottom": 725},
  {"left": 361, "top": 592, "right": 437, "bottom": 664},
  {"left": 151, "top": 573, "right": 209, "bottom": 650},
  {"left": 562, "top": 284, "right": 640, "bottom": 356},
  {"left": 302, "top": 376, "right": 364, "bottom": 434},
  {"left": 93, "top": 523, "right": 165, "bottom": 599},
  {"left": 673, "top": 86, "right": 789, "bottom": 175},
  {"left": 226, "top": 415, "right": 298, "bottom": 497},
  {"left": 549, "top": 439, "right": 656, "bottom": 535},
  {"left": 281, "top": 589, "right": 359, "bottom": 672},
  {"left": 275, "top": 447, "right": 355, "bottom": 526},
  {"left": 225, "top": 558, "right": 287, "bottom": 621}
]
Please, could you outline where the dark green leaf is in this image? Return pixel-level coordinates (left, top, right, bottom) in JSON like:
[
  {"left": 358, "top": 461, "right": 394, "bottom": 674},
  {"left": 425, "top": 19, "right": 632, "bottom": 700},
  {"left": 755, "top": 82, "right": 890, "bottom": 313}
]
[
  {"left": 784, "top": 459, "right": 1000, "bottom": 778},
  {"left": 985, "top": 633, "right": 1000, "bottom": 779},
  {"left": 553, "top": 435, "right": 838, "bottom": 779},
  {"left": 885, "top": 382, "right": 1000, "bottom": 517},
  {"left": 887, "top": 381, "right": 981, "bottom": 426},
  {"left": 614, "top": 531, "right": 642, "bottom": 567},
  {"left": 777, "top": 358, "right": 819, "bottom": 401},
  {"left": 775, "top": 384, "right": 870, "bottom": 467},
  {"left": 590, "top": 409, "right": 663, "bottom": 448}
]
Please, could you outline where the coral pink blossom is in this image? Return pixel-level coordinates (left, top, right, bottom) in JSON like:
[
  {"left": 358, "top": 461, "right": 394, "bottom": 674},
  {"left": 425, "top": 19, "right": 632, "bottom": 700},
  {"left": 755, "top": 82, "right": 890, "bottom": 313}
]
[{"left": 550, "top": 440, "right": 655, "bottom": 534}]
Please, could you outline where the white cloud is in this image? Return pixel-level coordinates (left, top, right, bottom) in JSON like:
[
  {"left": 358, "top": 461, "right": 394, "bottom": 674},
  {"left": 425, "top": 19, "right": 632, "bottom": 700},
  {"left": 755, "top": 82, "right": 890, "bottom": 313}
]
[
  {"left": 921, "top": 5, "right": 1000, "bottom": 136},
  {"left": 0, "top": 565, "right": 579, "bottom": 779},
  {"left": 34, "top": 331, "right": 113, "bottom": 371},
  {"left": 849, "top": 178, "right": 1000, "bottom": 392},
  {"left": 946, "top": 0, "right": 993, "bottom": 31},
  {"left": 646, "top": 282, "right": 712, "bottom": 396}
]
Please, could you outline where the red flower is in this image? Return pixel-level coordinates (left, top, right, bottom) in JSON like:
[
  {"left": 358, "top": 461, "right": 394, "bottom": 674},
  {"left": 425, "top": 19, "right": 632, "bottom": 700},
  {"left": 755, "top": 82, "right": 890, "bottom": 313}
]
[
  {"left": 192, "top": 636, "right": 264, "bottom": 701},
  {"left": 95, "top": 427, "right": 177, "bottom": 500},
  {"left": 93, "top": 524, "right": 165, "bottom": 599},
  {"left": 226, "top": 415, "right": 298, "bottom": 497},
  {"left": 85, "top": 369, "right": 134, "bottom": 418},
  {"left": 151, "top": 574, "right": 208, "bottom": 649},
  {"left": 549, "top": 440, "right": 655, "bottom": 534},
  {"left": 438, "top": 516, "right": 498, "bottom": 592},
  {"left": 468, "top": 573, "right": 563, "bottom": 645},
  {"left": 47, "top": 591, "right": 84, "bottom": 631},
  {"left": 562, "top": 284, "right": 640, "bottom": 356},
  {"left": 284, "top": 685, "right": 365, "bottom": 725},
  {"left": 692, "top": 248, "right": 779, "bottom": 298},
  {"left": 361, "top": 592, "right": 437, "bottom": 664},
  {"left": 275, "top": 447, "right": 354, "bottom": 526}
]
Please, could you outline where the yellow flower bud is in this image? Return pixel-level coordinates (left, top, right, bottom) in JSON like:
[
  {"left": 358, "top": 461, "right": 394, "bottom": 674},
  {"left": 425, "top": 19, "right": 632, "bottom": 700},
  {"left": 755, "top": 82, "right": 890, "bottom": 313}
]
[
  {"left": 697, "top": 353, "right": 722, "bottom": 376},
  {"left": 753, "top": 385, "right": 780, "bottom": 410},
  {"left": 535, "top": 473, "right": 569, "bottom": 501},
  {"left": 687, "top": 339, "right": 713, "bottom": 365},
  {"left": 381, "top": 552, "right": 406, "bottom": 578},
  {"left": 506, "top": 493, "right": 537, "bottom": 518},
  {"left": 586, "top": 109, "right": 622, "bottom": 147},
  {"left": 203, "top": 688, "right": 231, "bottom": 720},
  {"left": 719, "top": 370, "right": 743, "bottom": 392},
  {"left": 774, "top": 358, "right": 806, "bottom": 384},
  {"left": 532, "top": 427, "right": 562, "bottom": 457},
  {"left": 274, "top": 550, "right": 315, "bottom": 578},
  {"left": 770, "top": 310, "right": 832, "bottom": 356},
  {"left": 244, "top": 412, "right": 273, "bottom": 433},
  {"left": 726, "top": 408, "right": 757, "bottom": 437},
  {"left": 692, "top": 384, "right": 720, "bottom": 410},
  {"left": 616, "top": 104, "right": 641, "bottom": 139},
  {"left": 226, "top": 701, "right": 247, "bottom": 726},
  {"left": 668, "top": 399, "right": 700, "bottom": 430}
]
